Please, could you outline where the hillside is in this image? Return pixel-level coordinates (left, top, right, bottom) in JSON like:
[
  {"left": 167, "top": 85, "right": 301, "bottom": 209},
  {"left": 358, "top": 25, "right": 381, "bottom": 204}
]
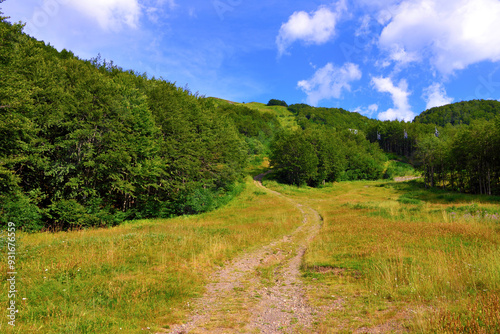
[
  {"left": 211, "top": 100, "right": 376, "bottom": 133},
  {"left": 413, "top": 99, "right": 500, "bottom": 126},
  {"left": 2, "top": 6, "right": 500, "bottom": 334},
  {"left": 0, "top": 15, "right": 399, "bottom": 231},
  {"left": 2, "top": 9, "right": 500, "bottom": 235},
  {"left": 241, "top": 102, "right": 300, "bottom": 131},
  {"left": 0, "top": 19, "right": 279, "bottom": 231},
  {"left": 288, "top": 103, "right": 377, "bottom": 132}
]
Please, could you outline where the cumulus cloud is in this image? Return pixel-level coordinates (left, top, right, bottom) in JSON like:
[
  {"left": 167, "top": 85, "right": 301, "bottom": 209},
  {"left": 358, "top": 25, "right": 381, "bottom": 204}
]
[
  {"left": 66, "top": 0, "right": 141, "bottom": 30},
  {"left": 388, "top": 44, "right": 419, "bottom": 65},
  {"left": 422, "top": 83, "right": 453, "bottom": 110},
  {"left": 372, "top": 76, "right": 414, "bottom": 121},
  {"left": 379, "top": 0, "right": 500, "bottom": 74},
  {"left": 298, "top": 62, "right": 362, "bottom": 106},
  {"left": 277, "top": 1, "right": 346, "bottom": 56}
]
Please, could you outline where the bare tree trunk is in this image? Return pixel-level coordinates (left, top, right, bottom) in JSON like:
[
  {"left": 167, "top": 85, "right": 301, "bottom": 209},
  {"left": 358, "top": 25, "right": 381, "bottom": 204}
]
[
  {"left": 430, "top": 166, "right": 434, "bottom": 188},
  {"left": 478, "top": 163, "right": 483, "bottom": 195},
  {"left": 488, "top": 169, "right": 491, "bottom": 195}
]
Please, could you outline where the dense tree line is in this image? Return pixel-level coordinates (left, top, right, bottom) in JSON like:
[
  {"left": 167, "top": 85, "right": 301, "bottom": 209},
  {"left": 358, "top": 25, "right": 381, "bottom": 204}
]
[
  {"left": 0, "top": 18, "right": 253, "bottom": 231},
  {"left": 213, "top": 101, "right": 281, "bottom": 157},
  {"left": 267, "top": 99, "right": 288, "bottom": 107},
  {"left": 270, "top": 127, "right": 386, "bottom": 186},
  {"left": 414, "top": 100, "right": 500, "bottom": 126},
  {"left": 366, "top": 100, "right": 500, "bottom": 163},
  {"left": 366, "top": 121, "right": 436, "bottom": 159},
  {"left": 366, "top": 113, "right": 500, "bottom": 195},
  {"left": 416, "top": 119, "right": 500, "bottom": 195},
  {"left": 288, "top": 103, "right": 377, "bottom": 133}
]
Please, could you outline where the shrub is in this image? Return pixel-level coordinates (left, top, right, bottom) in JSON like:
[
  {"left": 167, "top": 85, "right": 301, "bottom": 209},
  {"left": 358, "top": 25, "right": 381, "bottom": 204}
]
[
  {"left": 267, "top": 99, "right": 288, "bottom": 107},
  {"left": 0, "top": 193, "right": 44, "bottom": 232}
]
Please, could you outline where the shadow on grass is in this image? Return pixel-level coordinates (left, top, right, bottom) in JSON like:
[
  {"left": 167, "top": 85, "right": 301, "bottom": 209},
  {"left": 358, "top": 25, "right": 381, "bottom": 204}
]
[{"left": 381, "top": 180, "right": 500, "bottom": 205}]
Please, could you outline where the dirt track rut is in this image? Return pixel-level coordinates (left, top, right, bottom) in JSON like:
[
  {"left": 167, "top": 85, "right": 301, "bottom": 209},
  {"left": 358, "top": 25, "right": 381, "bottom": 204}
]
[{"left": 166, "top": 173, "right": 323, "bottom": 334}]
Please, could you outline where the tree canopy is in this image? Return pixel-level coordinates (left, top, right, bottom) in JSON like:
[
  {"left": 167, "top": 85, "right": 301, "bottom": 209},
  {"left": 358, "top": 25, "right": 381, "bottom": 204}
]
[
  {"left": 267, "top": 99, "right": 288, "bottom": 107},
  {"left": 288, "top": 103, "right": 377, "bottom": 132},
  {"left": 0, "top": 18, "right": 249, "bottom": 230},
  {"left": 414, "top": 100, "right": 500, "bottom": 126}
]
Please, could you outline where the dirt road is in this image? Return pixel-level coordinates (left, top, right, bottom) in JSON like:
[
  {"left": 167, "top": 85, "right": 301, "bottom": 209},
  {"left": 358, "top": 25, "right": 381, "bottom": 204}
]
[{"left": 166, "top": 173, "right": 323, "bottom": 333}]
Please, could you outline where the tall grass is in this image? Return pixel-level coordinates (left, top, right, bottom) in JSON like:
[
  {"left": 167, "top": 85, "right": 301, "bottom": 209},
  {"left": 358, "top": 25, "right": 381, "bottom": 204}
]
[
  {"left": 0, "top": 177, "right": 302, "bottom": 333},
  {"left": 264, "top": 179, "right": 500, "bottom": 332}
]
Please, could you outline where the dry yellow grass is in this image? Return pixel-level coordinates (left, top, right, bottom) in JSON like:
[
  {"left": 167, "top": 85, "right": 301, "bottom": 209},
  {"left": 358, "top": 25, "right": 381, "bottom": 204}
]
[
  {"left": 0, "top": 176, "right": 302, "bottom": 333},
  {"left": 263, "top": 179, "right": 500, "bottom": 333},
  {"left": 2, "top": 175, "right": 499, "bottom": 333}
]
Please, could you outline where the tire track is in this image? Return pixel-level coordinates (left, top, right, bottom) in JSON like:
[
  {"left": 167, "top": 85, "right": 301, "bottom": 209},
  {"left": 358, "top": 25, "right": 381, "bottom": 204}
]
[{"left": 166, "top": 173, "right": 322, "bottom": 334}]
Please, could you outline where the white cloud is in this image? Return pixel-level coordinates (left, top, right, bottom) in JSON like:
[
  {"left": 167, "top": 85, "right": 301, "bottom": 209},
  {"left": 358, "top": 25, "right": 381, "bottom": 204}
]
[
  {"left": 144, "top": 0, "right": 177, "bottom": 24},
  {"left": 372, "top": 76, "right": 414, "bottom": 121},
  {"left": 298, "top": 62, "right": 362, "bottom": 106},
  {"left": 63, "top": 0, "right": 177, "bottom": 30},
  {"left": 379, "top": 0, "right": 500, "bottom": 74},
  {"left": 355, "top": 15, "right": 372, "bottom": 37},
  {"left": 354, "top": 104, "right": 379, "bottom": 118},
  {"left": 422, "top": 83, "right": 453, "bottom": 110},
  {"left": 277, "top": 1, "right": 346, "bottom": 56},
  {"left": 66, "top": 0, "right": 141, "bottom": 31},
  {"left": 388, "top": 44, "right": 419, "bottom": 65},
  {"left": 368, "top": 103, "right": 379, "bottom": 112}
]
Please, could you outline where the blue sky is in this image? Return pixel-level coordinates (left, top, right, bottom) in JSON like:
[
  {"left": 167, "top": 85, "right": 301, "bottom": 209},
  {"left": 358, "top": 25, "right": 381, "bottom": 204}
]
[{"left": 3, "top": 0, "right": 500, "bottom": 121}]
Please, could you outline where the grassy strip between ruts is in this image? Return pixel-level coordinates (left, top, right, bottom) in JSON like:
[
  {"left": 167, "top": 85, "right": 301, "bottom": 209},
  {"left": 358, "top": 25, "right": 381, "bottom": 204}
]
[
  {"left": 262, "top": 178, "right": 500, "bottom": 333},
  {"left": 0, "top": 176, "right": 302, "bottom": 333}
]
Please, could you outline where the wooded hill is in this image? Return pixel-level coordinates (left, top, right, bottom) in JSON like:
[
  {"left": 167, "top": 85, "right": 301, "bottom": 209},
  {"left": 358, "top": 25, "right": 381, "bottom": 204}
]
[
  {"left": 288, "top": 103, "right": 377, "bottom": 132},
  {"left": 414, "top": 99, "right": 500, "bottom": 126},
  {"left": 1, "top": 9, "right": 500, "bottom": 232},
  {"left": 262, "top": 95, "right": 500, "bottom": 194},
  {"left": 1, "top": 18, "right": 259, "bottom": 231}
]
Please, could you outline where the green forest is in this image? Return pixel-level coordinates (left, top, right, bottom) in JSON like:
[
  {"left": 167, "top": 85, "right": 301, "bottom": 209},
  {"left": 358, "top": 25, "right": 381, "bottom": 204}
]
[
  {"left": 1, "top": 13, "right": 500, "bottom": 232},
  {"left": 414, "top": 99, "right": 500, "bottom": 126}
]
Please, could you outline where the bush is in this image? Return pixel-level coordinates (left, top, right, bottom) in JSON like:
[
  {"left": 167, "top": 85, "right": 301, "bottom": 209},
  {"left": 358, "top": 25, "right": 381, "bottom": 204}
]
[
  {"left": 270, "top": 132, "right": 319, "bottom": 186},
  {"left": 181, "top": 183, "right": 245, "bottom": 215},
  {"left": 47, "top": 199, "right": 125, "bottom": 230},
  {"left": 245, "top": 137, "right": 265, "bottom": 155},
  {"left": 0, "top": 194, "right": 44, "bottom": 232},
  {"left": 267, "top": 99, "right": 288, "bottom": 107},
  {"left": 48, "top": 199, "right": 94, "bottom": 229}
]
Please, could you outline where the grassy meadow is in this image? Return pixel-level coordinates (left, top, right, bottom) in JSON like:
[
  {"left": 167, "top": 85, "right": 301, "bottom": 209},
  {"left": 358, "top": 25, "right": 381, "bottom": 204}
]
[
  {"left": 2, "top": 166, "right": 499, "bottom": 333},
  {"left": 0, "top": 176, "right": 303, "bottom": 333},
  {"left": 242, "top": 102, "right": 300, "bottom": 131},
  {"left": 262, "top": 178, "right": 500, "bottom": 333}
]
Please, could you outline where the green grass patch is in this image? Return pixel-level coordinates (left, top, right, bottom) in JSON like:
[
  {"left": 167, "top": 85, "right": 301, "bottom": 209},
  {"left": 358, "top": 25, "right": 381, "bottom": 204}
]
[
  {"left": 242, "top": 102, "right": 299, "bottom": 131},
  {"left": 383, "top": 160, "right": 419, "bottom": 180}
]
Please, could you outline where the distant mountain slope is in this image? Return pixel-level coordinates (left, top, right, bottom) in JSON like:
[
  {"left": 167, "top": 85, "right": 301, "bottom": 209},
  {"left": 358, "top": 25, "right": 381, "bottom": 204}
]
[
  {"left": 413, "top": 99, "right": 500, "bottom": 126},
  {"left": 287, "top": 103, "right": 377, "bottom": 132},
  {"left": 218, "top": 101, "right": 377, "bottom": 132},
  {"left": 243, "top": 102, "right": 300, "bottom": 131}
]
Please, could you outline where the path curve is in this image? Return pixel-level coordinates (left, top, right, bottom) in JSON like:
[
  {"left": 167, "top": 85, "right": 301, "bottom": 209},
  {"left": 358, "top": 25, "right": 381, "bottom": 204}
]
[{"left": 166, "top": 172, "right": 323, "bottom": 334}]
